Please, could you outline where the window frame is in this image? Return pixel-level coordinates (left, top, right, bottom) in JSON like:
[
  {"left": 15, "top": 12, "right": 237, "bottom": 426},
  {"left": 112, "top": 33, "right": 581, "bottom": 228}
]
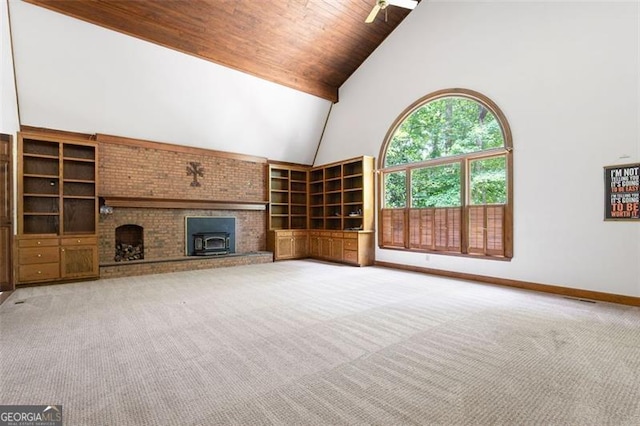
[{"left": 377, "top": 88, "right": 513, "bottom": 259}]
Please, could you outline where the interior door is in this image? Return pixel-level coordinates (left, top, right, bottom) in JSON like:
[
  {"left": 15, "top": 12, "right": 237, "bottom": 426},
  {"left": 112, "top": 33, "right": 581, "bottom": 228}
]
[{"left": 0, "top": 134, "right": 13, "bottom": 291}]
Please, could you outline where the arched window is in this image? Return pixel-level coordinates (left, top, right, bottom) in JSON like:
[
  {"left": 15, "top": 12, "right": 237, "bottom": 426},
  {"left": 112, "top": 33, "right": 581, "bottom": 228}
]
[{"left": 379, "top": 89, "right": 513, "bottom": 259}]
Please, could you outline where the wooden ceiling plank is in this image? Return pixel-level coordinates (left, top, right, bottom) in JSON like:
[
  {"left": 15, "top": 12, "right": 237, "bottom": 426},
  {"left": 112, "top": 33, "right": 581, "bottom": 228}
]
[
  {"left": 24, "top": 0, "right": 337, "bottom": 100},
  {"left": 23, "top": 0, "right": 416, "bottom": 103}
]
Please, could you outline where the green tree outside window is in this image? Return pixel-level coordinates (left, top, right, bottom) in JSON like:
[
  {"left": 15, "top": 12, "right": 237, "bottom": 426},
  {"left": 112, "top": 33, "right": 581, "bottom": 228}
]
[{"left": 379, "top": 89, "right": 513, "bottom": 258}]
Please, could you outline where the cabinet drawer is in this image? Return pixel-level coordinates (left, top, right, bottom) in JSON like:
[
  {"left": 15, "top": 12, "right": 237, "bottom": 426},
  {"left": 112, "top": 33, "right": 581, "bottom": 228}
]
[
  {"left": 331, "top": 232, "right": 343, "bottom": 238},
  {"left": 276, "top": 231, "right": 293, "bottom": 237},
  {"left": 19, "top": 238, "right": 58, "bottom": 248},
  {"left": 61, "top": 236, "right": 97, "bottom": 246},
  {"left": 19, "top": 263, "right": 60, "bottom": 282},
  {"left": 344, "top": 239, "right": 358, "bottom": 250},
  {"left": 19, "top": 247, "right": 59, "bottom": 265},
  {"left": 343, "top": 250, "right": 358, "bottom": 263},
  {"left": 343, "top": 232, "right": 358, "bottom": 239}
]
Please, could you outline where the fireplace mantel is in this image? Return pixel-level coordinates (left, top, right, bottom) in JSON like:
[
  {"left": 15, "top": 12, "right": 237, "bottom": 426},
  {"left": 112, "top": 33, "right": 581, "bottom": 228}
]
[{"left": 102, "top": 196, "right": 267, "bottom": 211}]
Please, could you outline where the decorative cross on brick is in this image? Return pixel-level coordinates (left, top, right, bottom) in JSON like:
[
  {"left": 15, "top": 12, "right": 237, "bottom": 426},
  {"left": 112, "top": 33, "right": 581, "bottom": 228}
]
[{"left": 186, "top": 162, "right": 204, "bottom": 187}]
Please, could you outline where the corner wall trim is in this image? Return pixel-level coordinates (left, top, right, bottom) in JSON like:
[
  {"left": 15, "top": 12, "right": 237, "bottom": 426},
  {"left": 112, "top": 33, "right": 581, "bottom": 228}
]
[
  {"left": 374, "top": 261, "right": 640, "bottom": 307},
  {"left": 312, "top": 102, "right": 333, "bottom": 166},
  {"left": 7, "top": 0, "right": 21, "bottom": 126}
]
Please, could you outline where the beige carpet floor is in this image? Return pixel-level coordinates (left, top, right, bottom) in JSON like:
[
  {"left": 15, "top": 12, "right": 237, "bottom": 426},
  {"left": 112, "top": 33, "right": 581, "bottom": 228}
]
[{"left": 1, "top": 260, "right": 639, "bottom": 425}]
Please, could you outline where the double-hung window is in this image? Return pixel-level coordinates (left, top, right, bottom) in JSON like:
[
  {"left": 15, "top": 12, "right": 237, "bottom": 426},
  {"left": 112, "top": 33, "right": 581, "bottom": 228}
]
[{"left": 379, "top": 89, "right": 513, "bottom": 259}]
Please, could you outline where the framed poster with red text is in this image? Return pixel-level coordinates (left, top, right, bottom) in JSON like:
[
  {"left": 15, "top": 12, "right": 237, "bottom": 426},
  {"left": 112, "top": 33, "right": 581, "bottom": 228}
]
[{"left": 604, "top": 163, "right": 639, "bottom": 220}]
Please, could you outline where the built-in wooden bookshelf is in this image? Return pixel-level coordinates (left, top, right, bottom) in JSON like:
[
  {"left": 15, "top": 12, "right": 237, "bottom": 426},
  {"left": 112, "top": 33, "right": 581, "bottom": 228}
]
[
  {"left": 268, "top": 165, "right": 308, "bottom": 230},
  {"left": 309, "top": 156, "right": 374, "bottom": 232},
  {"left": 267, "top": 156, "right": 375, "bottom": 266},
  {"left": 267, "top": 164, "right": 309, "bottom": 261},
  {"left": 17, "top": 131, "right": 99, "bottom": 284}
]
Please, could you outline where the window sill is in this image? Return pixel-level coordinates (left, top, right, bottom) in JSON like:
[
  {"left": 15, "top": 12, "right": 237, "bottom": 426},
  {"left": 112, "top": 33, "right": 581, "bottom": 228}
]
[{"left": 378, "top": 245, "right": 512, "bottom": 261}]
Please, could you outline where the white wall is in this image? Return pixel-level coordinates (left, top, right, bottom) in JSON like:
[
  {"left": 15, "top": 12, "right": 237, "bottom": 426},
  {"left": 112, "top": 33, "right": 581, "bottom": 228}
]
[
  {"left": 318, "top": 1, "right": 640, "bottom": 297},
  {"left": 8, "top": 0, "right": 331, "bottom": 164},
  {"left": 1, "top": 1, "right": 19, "bottom": 135}
]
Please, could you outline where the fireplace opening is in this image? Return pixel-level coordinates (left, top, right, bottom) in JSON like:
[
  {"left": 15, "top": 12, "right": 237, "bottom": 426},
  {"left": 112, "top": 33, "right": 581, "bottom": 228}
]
[
  {"left": 115, "top": 224, "right": 144, "bottom": 262},
  {"left": 193, "top": 232, "right": 230, "bottom": 256}
]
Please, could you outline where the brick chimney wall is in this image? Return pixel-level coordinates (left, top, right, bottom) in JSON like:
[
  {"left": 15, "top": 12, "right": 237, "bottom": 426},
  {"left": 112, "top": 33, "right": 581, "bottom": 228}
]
[{"left": 97, "top": 138, "right": 268, "bottom": 264}]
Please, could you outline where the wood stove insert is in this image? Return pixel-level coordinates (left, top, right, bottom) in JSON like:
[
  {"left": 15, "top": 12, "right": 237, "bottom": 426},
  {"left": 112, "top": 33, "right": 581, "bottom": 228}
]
[
  {"left": 193, "top": 231, "right": 230, "bottom": 256},
  {"left": 185, "top": 216, "right": 236, "bottom": 256}
]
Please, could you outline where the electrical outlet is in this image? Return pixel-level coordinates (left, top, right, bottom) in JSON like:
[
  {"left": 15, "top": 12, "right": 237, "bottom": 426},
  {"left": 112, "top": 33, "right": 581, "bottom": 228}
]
[{"left": 425, "top": 254, "right": 430, "bottom": 261}]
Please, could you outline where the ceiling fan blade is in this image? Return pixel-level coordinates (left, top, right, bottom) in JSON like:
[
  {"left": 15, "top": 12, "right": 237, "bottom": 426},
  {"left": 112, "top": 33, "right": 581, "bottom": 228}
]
[
  {"left": 365, "top": 4, "right": 381, "bottom": 23},
  {"left": 388, "top": 0, "right": 418, "bottom": 9}
]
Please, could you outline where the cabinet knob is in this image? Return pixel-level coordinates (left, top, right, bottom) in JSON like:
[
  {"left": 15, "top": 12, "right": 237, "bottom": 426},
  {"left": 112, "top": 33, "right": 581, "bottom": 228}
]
[
  {"left": 77, "top": 239, "right": 81, "bottom": 243},
  {"left": 37, "top": 271, "right": 42, "bottom": 274},
  {"left": 61, "top": 248, "right": 65, "bottom": 252},
  {"left": 37, "top": 241, "right": 41, "bottom": 245},
  {"left": 37, "top": 254, "right": 42, "bottom": 257}
]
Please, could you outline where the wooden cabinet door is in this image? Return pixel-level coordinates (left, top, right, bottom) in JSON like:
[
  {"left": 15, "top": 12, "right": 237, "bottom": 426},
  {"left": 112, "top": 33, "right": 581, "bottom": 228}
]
[
  {"left": 330, "top": 238, "right": 343, "bottom": 261},
  {"left": 319, "top": 237, "right": 332, "bottom": 258},
  {"left": 292, "top": 234, "right": 308, "bottom": 258},
  {"left": 275, "top": 236, "right": 294, "bottom": 259},
  {"left": 61, "top": 245, "right": 98, "bottom": 279},
  {"left": 309, "top": 236, "right": 320, "bottom": 257}
]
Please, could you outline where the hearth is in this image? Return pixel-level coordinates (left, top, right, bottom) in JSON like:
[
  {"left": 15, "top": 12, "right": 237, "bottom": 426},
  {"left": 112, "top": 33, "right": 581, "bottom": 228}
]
[{"left": 193, "top": 232, "right": 230, "bottom": 255}]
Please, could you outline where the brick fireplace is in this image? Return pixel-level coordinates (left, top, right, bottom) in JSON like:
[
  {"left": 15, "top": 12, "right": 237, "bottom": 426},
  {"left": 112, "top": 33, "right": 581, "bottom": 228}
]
[
  {"left": 100, "top": 208, "right": 264, "bottom": 262},
  {"left": 98, "top": 208, "right": 268, "bottom": 277},
  {"left": 96, "top": 134, "right": 273, "bottom": 278}
]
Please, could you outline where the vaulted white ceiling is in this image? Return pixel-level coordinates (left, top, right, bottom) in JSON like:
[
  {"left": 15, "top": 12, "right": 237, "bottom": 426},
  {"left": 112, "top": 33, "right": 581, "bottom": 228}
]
[{"left": 9, "top": 0, "right": 332, "bottom": 164}]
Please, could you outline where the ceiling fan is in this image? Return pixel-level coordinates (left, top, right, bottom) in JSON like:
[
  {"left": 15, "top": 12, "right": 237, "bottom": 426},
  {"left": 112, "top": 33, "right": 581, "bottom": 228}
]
[{"left": 365, "top": 0, "right": 419, "bottom": 24}]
